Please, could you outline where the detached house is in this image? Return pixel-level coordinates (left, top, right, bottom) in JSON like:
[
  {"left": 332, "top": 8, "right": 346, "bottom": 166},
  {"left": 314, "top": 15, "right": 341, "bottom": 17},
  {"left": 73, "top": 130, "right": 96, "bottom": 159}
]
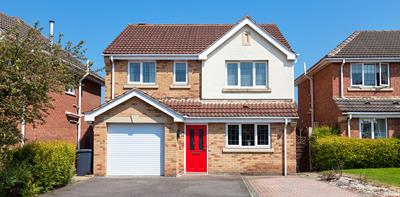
[
  {"left": 85, "top": 17, "right": 298, "bottom": 176},
  {"left": 296, "top": 31, "right": 400, "bottom": 139}
]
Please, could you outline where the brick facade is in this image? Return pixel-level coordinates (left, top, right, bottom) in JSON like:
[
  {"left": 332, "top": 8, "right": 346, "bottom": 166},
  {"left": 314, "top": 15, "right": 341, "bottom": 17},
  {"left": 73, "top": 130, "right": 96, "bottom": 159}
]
[
  {"left": 104, "top": 59, "right": 202, "bottom": 101},
  {"left": 297, "top": 62, "right": 400, "bottom": 137},
  {"left": 24, "top": 78, "right": 101, "bottom": 149}
]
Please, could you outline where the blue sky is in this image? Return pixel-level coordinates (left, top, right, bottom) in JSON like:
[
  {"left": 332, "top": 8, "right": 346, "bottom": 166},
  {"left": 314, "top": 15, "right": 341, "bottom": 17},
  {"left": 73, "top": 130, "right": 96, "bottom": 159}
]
[{"left": 2, "top": 0, "right": 400, "bottom": 100}]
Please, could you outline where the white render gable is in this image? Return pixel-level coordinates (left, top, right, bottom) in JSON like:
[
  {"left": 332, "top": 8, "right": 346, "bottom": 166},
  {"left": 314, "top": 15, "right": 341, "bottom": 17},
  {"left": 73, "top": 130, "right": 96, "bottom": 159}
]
[{"left": 201, "top": 25, "right": 295, "bottom": 100}]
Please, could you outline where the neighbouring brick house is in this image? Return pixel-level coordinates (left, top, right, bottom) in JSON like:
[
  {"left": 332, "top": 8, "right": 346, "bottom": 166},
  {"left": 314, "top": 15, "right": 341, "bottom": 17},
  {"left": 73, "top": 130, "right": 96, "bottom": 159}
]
[
  {"left": 85, "top": 16, "right": 298, "bottom": 176},
  {"left": 296, "top": 30, "right": 400, "bottom": 139},
  {"left": 0, "top": 13, "right": 104, "bottom": 149}
]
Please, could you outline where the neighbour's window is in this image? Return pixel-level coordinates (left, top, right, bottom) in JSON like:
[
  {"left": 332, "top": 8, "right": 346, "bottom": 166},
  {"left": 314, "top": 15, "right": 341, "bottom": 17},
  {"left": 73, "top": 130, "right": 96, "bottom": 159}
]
[
  {"left": 360, "top": 118, "right": 387, "bottom": 139},
  {"left": 174, "top": 62, "right": 188, "bottom": 84},
  {"left": 226, "top": 124, "right": 270, "bottom": 147},
  {"left": 65, "top": 85, "right": 75, "bottom": 95},
  {"left": 226, "top": 61, "right": 268, "bottom": 87},
  {"left": 128, "top": 62, "right": 156, "bottom": 84},
  {"left": 351, "top": 63, "right": 389, "bottom": 87}
]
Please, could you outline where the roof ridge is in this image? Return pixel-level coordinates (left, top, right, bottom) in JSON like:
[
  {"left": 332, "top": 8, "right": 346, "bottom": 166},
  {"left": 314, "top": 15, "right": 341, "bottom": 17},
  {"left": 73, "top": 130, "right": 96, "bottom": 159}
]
[
  {"left": 127, "top": 23, "right": 277, "bottom": 26},
  {"left": 327, "top": 31, "right": 361, "bottom": 57}
]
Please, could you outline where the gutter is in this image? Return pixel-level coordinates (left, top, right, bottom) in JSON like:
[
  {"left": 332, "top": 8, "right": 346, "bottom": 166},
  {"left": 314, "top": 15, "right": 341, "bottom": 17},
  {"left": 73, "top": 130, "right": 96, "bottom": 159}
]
[
  {"left": 77, "top": 60, "right": 90, "bottom": 150},
  {"left": 303, "top": 62, "right": 314, "bottom": 128},
  {"left": 284, "top": 118, "right": 288, "bottom": 176}
]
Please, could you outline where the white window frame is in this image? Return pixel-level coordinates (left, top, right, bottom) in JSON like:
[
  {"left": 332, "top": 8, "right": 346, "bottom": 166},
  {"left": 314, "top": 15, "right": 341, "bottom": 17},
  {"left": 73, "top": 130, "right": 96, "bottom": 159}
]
[
  {"left": 225, "top": 61, "right": 268, "bottom": 88},
  {"left": 173, "top": 61, "right": 188, "bottom": 85},
  {"left": 127, "top": 61, "right": 157, "bottom": 84},
  {"left": 65, "top": 86, "right": 75, "bottom": 96},
  {"left": 350, "top": 63, "right": 390, "bottom": 87},
  {"left": 225, "top": 123, "right": 271, "bottom": 148},
  {"left": 359, "top": 118, "right": 387, "bottom": 139}
]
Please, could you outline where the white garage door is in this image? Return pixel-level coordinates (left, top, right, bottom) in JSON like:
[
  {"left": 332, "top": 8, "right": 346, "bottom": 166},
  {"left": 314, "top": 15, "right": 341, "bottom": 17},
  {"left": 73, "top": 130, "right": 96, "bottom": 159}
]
[{"left": 107, "top": 123, "right": 164, "bottom": 175}]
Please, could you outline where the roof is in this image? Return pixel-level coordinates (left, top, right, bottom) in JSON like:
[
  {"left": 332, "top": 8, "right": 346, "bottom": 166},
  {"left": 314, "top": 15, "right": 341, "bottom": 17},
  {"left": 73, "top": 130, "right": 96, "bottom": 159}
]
[
  {"left": 328, "top": 31, "right": 400, "bottom": 58},
  {"left": 0, "top": 12, "right": 104, "bottom": 84},
  {"left": 160, "top": 99, "right": 297, "bottom": 118},
  {"left": 295, "top": 30, "right": 400, "bottom": 85},
  {"left": 85, "top": 88, "right": 298, "bottom": 122},
  {"left": 103, "top": 19, "right": 292, "bottom": 55},
  {"left": 334, "top": 97, "right": 400, "bottom": 113}
]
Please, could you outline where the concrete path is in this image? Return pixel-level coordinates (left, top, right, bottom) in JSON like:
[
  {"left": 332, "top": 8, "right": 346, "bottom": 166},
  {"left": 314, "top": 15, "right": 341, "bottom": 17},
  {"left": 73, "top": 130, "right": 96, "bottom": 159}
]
[
  {"left": 244, "top": 176, "right": 361, "bottom": 197},
  {"left": 41, "top": 175, "right": 251, "bottom": 197}
]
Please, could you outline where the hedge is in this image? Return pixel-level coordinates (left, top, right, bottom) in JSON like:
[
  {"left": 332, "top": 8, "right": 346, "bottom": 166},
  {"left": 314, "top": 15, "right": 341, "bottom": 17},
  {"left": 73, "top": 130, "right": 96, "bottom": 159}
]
[
  {"left": 311, "top": 136, "right": 400, "bottom": 171},
  {"left": 0, "top": 141, "right": 76, "bottom": 197}
]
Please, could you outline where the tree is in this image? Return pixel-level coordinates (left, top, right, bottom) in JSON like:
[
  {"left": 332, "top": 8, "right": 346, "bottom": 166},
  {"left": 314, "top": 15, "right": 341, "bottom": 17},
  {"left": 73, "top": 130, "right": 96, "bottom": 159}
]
[{"left": 0, "top": 21, "right": 88, "bottom": 151}]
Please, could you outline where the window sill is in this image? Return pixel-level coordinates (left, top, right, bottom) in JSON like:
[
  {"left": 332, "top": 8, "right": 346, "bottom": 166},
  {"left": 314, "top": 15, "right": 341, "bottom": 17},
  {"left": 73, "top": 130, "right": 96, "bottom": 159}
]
[
  {"left": 170, "top": 84, "right": 191, "bottom": 89},
  {"left": 222, "top": 148, "right": 273, "bottom": 153},
  {"left": 65, "top": 92, "right": 76, "bottom": 97},
  {"left": 124, "top": 84, "right": 159, "bottom": 89},
  {"left": 348, "top": 87, "right": 393, "bottom": 92},
  {"left": 222, "top": 87, "right": 271, "bottom": 93}
]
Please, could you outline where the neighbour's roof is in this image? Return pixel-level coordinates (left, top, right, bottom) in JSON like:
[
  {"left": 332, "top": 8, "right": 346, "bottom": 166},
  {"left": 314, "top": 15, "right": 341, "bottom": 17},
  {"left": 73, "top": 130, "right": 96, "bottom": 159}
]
[
  {"left": 334, "top": 97, "right": 400, "bottom": 112},
  {"left": 103, "top": 22, "right": 292, "bottom": 55},
  {"left": 0, "top": 12, "right": 104, "bottom": 84},
  {"left": 328, "top": 31, "right": 400, "bottom": 58},
  {"left": 160, "top": 99, "right": 298, "bottom": 117}
]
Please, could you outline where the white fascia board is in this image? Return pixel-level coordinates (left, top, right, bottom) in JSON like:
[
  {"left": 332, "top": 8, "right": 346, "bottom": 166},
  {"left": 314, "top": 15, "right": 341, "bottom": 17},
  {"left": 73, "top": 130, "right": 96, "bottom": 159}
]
[
  {"left": 198, "top": 18, "right": 297, "bottom": 61},
  {"left": 84, "top": 90, "right": 184, "bottom": 122},
  {"left": 103, "top": 54, "right": 199, "bottom": 60},
  {"left": 184, "top": 116, "right": 298, "bottom": 123},
  {"left": 344, "top": 112, "right": 400, "bottom": 118}
]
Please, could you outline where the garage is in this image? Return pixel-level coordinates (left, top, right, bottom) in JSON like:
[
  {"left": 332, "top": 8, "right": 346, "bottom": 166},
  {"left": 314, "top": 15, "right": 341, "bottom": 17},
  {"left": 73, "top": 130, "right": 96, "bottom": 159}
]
[{"left": 107, "top": 123, "right": 164, "bottom": 176}]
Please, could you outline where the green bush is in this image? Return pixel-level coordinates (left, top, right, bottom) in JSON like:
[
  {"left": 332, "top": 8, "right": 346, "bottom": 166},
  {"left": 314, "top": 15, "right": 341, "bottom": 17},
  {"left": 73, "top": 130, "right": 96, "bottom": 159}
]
[
  {"left": 311, "top": 126, "right": 339, "bottom": 140},
  {"left": 311, "top": 136, "right": 400, "bottom": 171},
  {"left": 0, "top": 141, "right": 75, "bottom": 197}
]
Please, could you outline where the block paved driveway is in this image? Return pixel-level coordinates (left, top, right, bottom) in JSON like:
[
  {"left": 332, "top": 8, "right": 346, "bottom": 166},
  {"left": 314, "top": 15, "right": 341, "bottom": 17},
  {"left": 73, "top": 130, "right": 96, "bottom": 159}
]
[
  {"left": 244, "top": 176, "right": 361, "bottom": 197},
  {"left": 41, "top": 175, "right": 251, "bottom": 197}
]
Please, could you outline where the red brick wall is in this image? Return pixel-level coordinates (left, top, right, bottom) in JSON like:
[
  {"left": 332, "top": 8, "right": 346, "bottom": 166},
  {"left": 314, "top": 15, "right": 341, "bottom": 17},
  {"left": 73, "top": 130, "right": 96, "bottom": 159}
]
[
  {"left": 297, "top": 79, "right": 311, "bottom": 129},
  {"left": 24, "top": 79, "right": 102, "bottom": 149}
]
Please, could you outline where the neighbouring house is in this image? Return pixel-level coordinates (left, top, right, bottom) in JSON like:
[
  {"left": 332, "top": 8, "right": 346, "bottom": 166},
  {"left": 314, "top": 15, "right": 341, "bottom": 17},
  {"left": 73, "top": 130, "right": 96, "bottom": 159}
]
[
  {"left": 296, "top": 30, "right": 400, "bottom": 139},
  {"left": 0, "top": 13, "right": 104, "bottom": 149},
  {"left": 85, "top": 16, "right": 298, "bottom": 176}
]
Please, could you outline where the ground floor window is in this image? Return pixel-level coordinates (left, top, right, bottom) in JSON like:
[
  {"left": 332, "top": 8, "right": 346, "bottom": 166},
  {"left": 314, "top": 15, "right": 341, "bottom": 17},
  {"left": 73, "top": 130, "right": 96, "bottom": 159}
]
[
  {"left": 226, "top": 123, "right": 270, "bottom": 148},
  {"left": 359, "top": 118, "right": 387, "bottom": 139}
]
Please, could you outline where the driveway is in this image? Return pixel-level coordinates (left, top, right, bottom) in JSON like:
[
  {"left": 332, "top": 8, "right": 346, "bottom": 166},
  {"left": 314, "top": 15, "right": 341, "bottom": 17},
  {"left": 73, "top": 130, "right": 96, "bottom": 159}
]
[
  {"left": 244, "top": 176, "right": 361, "bottom": 197},
  {"left": 41, "top": 176, "right": 251, "bottom": 197}
]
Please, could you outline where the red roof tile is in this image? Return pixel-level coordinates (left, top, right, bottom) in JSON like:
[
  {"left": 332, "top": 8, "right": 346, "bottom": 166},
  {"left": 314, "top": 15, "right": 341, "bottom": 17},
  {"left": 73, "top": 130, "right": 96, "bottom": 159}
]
[
  {"left": 160, "top": 99, "right": 297, "bottom": 118},
  {"left": 104, "top": 24, "right": 292, "bottom": 54}
]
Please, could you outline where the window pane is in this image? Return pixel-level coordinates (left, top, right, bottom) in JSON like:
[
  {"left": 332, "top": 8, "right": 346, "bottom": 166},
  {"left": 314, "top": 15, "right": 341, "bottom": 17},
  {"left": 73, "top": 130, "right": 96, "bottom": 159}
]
[
  {"left": 175, "top": 63, "right": 187, "bottom": 83},
  {"left": 227, "top": 125, "right": 239, "bottom": 145},
  {"left": 380, "top": 64, "right": 389, "bottom": 85},
  {"left": 257, "top": 125, "right": 269, "bottom": 145},
  {"left": 227, "top": 63, "right": 238, "bottom": 86},
  {"left": 143, "top": 62, "right": 155, "bottom": 83},
  {"left": 361, "top": 120, "right": 372, "bottom": 138},
  {"left": 364, "top": 64, "right": 376, "bottom": 86},
  {"left": 241, "top": 124, "right": 255, "bottom": 146},
  {"left": 190, "top": 129, "right": 194, "bottom": 150},
  {"left": 351, "top": 64, "right": 362, "bottom": 85},
  {"left": 129, "top": 63, "right": 140, "bottom": 82},
  {"left": 374, "top": 119, "right": 386, "bottom": 138},
  {"left": 255, "top": 63, "right": 267, "bottom": 86},
  {"left": 198, "top": 129, "right": 204, "bottom": 150},
  {"left": 240, "top": 62, "right": 253, "bottom": 86}
]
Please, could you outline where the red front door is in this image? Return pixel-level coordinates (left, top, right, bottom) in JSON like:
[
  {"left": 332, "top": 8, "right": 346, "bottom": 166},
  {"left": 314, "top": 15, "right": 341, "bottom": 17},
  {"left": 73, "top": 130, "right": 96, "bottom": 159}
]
[{"left": 186, "top": 125, "right": 207, "bottom": 172}]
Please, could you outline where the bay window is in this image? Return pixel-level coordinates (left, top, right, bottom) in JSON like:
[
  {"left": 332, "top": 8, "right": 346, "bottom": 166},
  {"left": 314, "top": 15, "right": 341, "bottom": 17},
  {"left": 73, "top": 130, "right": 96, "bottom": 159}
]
[
  {"left": 128, "top": 61, "right": 156, "bottom": 84},
  {"left": 226, "top": 123, "right": 270, "bottom": 148},
  {"left": 351, "top": 63, "right": 389, "bottom": 87},
  {"left": 226, "top": 61, "right": 268, "bottom": 87},
  {"left": 360, "top": 118, "right": 387, "bottom": 139}
]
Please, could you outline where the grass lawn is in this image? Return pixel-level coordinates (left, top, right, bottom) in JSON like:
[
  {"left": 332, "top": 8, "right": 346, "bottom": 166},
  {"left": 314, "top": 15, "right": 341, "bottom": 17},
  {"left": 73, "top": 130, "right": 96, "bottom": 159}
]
[{"left": 342, "top": 168, "right": 400, "bottom": 187}]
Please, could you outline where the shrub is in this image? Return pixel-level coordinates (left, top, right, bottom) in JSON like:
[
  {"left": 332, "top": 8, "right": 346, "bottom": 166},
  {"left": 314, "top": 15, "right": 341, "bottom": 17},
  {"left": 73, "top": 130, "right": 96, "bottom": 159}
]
[
  {"left": 311, "top": 126, "right": 339, "bottom": 140},
  {"left": 311, "top": 136, "right": 400, "bottom": 171},
  {"left": 0, "top": 141, "right": 75, "bottom": 197}
]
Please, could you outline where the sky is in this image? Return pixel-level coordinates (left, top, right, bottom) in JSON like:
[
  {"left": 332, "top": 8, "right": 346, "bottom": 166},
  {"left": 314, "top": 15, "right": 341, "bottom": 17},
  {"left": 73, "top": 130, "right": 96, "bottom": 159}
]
[{"left": 2, "top": 0, "right": 400, "bottom": 101}]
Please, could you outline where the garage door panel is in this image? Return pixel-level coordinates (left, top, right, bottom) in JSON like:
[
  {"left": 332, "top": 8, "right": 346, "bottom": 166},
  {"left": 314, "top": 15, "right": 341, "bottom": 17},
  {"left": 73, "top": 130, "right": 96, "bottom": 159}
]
[{"left": 107, "top": 123, "right": 164, "bottom": 176}]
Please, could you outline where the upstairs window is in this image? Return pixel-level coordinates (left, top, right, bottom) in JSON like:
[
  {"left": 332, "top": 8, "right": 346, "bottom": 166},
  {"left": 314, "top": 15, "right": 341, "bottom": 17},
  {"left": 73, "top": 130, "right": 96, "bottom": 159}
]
[
  {"left": 128, "top": 62, "right": 156, "bottom": 84},
  {"left": 351, "top": 63, "right": 389, "bottom": 87},
  {"left": 173, "top": 62, "right": 188, "bottom": 84},
  {"left": 65, "top": 85, "right": 75, "bottom": 95},
  {"left": 226, "top": 61, "right": 268, "bottom": 87}
]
